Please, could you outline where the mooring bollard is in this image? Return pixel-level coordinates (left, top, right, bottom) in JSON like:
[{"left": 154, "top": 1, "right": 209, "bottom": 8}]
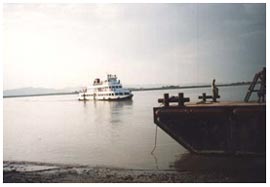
[
  {"left": 178, "top": 93, "right": 183, "bottom": 106},
  {"left": 202, "top": 93, "right": 206, "bottom": 102},
  {"left": 164, "top": 93, "right": 169, "bottom": 107},
  {"left": 198, "top": 93, "right": 220, "bottom": 102},
  {"left": 178, "top": 93, "right": 190, "bottom": 107},
  {"left": 158, "top": 93, "right": 190, "bottom": 107}
]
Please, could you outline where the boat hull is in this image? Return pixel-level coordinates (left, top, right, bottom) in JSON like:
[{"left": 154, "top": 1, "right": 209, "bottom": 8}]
[
  {"left": 153, "top": 102, "right": 266, "bottom": 155},
  {"left": 78, "top": 94, "right": 133, "bottom": 101}
]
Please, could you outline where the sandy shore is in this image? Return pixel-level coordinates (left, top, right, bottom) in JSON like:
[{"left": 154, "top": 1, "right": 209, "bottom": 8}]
[
  {"left": 3, "top": 156, "right": 266, "bottom": 183},
  {"left": 3, "top": 161, "right": 229, "bottom": 183}
]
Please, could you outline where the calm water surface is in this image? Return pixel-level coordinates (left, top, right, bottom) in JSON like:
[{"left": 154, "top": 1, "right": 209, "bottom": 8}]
[{"left": 4, "top": 85, "right": 255, "bottom": 169}]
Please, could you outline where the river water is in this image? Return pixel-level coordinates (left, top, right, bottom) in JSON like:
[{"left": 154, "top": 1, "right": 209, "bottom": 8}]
[{"left": 3, "top": 85, "right": 259, "bottom": 170}]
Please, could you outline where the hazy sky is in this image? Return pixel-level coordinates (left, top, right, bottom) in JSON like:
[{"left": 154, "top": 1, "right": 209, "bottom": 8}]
[{"left": 3, "top": 3, "right": 266, "bottom": 90}]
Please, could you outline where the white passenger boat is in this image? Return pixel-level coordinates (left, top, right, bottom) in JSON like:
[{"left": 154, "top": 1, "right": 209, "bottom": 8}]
[{"left": 78, "top": 74, "right": 133, "bottom": 101}]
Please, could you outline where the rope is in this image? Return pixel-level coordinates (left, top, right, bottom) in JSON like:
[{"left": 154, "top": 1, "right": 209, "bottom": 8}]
[
  {"left": 151, "top": 103, "right": 163, "bottom": 154},
  {"left": 151, "top": 125, "right": 158, "bottom": 154}
]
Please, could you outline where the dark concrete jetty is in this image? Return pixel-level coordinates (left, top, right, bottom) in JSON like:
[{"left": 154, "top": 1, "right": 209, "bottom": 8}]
[
  {"left": 153, "top": 68, "right": 266, "bottom": 156},
  {"left": 154, "top": 97, "right": 265, "bottom": 155}
]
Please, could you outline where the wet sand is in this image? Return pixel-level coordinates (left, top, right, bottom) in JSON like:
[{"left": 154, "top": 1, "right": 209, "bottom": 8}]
[{"left": 3, "top": 155, "right": 266, "bottom": 183}]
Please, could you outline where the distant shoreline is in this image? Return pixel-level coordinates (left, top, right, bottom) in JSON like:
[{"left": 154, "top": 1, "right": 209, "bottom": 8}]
[
  {"left": 3, "top": 82, "right": 251, "bottom": 98},
  {"left": 3, "top": 92, "right": 77, "bottom": 98},
  {"left": 129, "top": 82, "right": 251, "bottom": 92}
]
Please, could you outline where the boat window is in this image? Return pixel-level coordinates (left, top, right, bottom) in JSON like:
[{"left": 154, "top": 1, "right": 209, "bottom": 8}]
[
  {"left": 115, "top": 93, "right": 119, "bottom": 96},
  {"left": 125, "top": 92, "right": 129, "bottom": 95},
  {"left": 119, "top": 93, "right": 123, "bottom": 95}
]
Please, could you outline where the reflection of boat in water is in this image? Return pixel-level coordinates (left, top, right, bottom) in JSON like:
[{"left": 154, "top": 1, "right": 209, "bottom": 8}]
[
  {"left": 78, "top": 74, "right": 133, "bottom": 101},
  {"left": 153, "top": 68, "right": 266, "bottom": 156}
]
